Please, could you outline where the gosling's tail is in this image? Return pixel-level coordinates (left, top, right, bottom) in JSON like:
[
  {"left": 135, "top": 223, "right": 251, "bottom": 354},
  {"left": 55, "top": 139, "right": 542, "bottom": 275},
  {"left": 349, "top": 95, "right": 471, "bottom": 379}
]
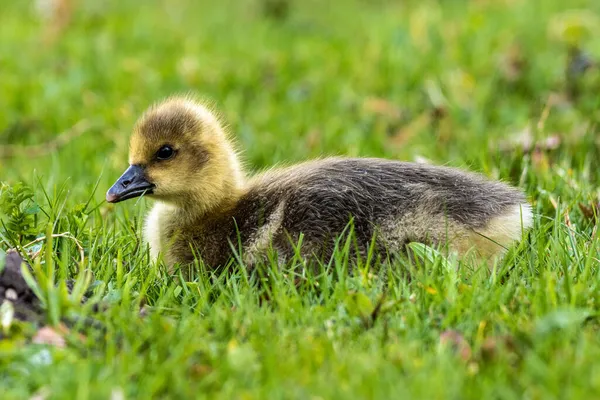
[{"left": 467, "top": 203, "right": 533, "bottom": 259}]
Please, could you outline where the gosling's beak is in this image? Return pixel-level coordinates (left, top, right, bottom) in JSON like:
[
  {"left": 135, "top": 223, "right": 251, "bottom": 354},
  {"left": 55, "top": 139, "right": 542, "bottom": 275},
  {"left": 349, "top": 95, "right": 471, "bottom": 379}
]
[{"left": 106, "top": 165, "right": 155, "bottom": 203}]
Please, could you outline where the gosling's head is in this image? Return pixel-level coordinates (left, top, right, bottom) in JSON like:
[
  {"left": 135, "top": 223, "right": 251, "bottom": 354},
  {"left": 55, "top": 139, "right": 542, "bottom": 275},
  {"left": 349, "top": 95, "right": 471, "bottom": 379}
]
[{"left": 106, "top": 96, "right": 243, "bottom": 211}]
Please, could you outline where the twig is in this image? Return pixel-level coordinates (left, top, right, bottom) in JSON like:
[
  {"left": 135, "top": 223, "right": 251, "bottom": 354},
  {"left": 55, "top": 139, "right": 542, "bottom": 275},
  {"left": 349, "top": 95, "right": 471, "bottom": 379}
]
[
  {"left": 0, "top": 120, "right": 92, "bottom": 159},
  {"left": 22, "top": 232, "right": 85, "bottom": 266},
  {"left": 361, "top": 289, "right": 388, "bottom": 330}
]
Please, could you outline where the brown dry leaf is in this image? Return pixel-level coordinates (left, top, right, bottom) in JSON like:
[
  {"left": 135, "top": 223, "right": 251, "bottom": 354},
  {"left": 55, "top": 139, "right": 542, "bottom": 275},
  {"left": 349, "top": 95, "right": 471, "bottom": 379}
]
[
  {"left": 564, "top": 209, "right": 573, "bottom": 228},
  {"left": 32, "top": 325, "right": 66, "bottom": 348},
  {"left": 362, "top": 97, "right": 403, "bottom": 121},
  {"left": 390, "top": 112, "right": 431, "bottom": 147},
  {"left": 439, "top": 330, "right": 472, "bottom": 361},
  {"left": 579, "top": 201, "right": 599, "bottom": 222}
]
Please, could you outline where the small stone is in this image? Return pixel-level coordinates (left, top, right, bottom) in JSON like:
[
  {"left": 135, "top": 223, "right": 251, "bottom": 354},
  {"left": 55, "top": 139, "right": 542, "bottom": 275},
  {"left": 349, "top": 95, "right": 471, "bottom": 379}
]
[{"left": 5, "top": 288, "right": 18, "bottom": 301}]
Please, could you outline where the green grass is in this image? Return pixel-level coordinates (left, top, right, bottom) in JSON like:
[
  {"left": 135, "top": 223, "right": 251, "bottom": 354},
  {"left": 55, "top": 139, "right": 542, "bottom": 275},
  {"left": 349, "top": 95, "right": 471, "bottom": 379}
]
[{"left": 1, "top": 0, "right": 600, "bottom": 398}]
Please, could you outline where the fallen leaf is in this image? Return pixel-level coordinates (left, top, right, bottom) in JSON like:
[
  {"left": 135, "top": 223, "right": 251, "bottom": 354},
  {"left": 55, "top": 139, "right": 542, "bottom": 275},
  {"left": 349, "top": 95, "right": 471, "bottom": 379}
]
[
  {"left": 362, "top": 97, "right": 403, "bottom": 121},
  {"left": 390, "top": 112, "right": 431, "bottom": 147},
  {"left": 32, "top": 326, "right": 66, "bottom": 348},
  {"left": 564, "top": 209, "right": 573, "bottom": 228},
  {"left": 439, "top": 330, "right": 472, "bottom": 361},
  {"left": 579, "top": 201, "right": 599, "bottom": 222}
]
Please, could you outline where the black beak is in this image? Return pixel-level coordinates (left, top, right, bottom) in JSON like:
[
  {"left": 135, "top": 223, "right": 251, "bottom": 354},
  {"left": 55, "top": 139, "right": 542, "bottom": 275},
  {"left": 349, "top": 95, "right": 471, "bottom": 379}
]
[{"left": 106, "top": 165, "right": 155, "bottom": 203}]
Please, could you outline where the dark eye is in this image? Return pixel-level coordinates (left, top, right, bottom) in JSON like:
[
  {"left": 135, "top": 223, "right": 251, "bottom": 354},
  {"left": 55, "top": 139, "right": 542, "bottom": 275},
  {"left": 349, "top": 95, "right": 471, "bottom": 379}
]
[{"left": 156, "top": 145, "right": 175, "bottom": 160}]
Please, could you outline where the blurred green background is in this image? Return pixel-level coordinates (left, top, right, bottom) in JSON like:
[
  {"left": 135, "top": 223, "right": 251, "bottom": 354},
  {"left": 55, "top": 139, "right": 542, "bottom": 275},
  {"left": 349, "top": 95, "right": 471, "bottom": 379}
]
[{"left": 2, "top": 0, "right": 600, "bottom": 398}]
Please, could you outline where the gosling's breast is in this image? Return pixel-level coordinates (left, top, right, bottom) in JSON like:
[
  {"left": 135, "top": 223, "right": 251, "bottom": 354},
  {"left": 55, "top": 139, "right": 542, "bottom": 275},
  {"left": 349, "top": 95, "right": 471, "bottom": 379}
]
[{"left": 143, "top": 202, "right": 173, "bottom": 262}]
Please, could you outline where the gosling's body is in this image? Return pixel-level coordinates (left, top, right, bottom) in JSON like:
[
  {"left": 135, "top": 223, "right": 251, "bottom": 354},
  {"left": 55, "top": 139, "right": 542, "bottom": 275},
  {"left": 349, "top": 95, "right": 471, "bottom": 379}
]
[
  {"left": 106, "top": 96, "right": 532, "bottom": 273},
  {"left": 147, "top": 158, "right": 530, "bottom": 269}
]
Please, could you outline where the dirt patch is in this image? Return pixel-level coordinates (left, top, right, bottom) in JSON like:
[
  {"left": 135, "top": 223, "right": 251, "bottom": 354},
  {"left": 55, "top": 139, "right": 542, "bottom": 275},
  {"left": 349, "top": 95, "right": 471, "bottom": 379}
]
[{"left": 0, "top": 250, "right": 44, "bottom": 323}]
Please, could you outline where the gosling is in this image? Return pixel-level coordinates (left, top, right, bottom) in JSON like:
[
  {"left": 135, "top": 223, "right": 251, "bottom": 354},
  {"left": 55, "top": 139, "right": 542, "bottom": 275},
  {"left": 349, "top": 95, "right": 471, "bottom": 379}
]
[{"left": 106, "top": 96, "right": 533, "bottom": 274}]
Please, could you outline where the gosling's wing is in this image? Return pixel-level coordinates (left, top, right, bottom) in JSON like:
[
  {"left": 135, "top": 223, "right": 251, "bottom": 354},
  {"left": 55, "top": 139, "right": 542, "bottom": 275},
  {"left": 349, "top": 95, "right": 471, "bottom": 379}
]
[
  {"left": 255, "top": 158, "right": 527, "bottom": 228},
  {"left": 234, "top": 158, "right": 531, "bottom": 261}
]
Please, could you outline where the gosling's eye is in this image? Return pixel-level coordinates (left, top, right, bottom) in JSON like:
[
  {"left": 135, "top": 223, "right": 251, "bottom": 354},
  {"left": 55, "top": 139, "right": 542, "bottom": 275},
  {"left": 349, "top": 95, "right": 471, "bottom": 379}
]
[{"left": 156, "top": 145, "right": 175, "bottom": 160}]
